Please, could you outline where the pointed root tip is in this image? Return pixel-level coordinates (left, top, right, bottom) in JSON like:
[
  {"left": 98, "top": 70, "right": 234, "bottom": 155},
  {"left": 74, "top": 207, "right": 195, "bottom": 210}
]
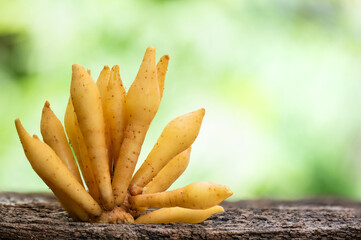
[
  {"left": 225, "top": 186, "right": 233, "bottom": 198},
  {"left": 145, "top": 46, "right": 156, "bottom": 58},
  {"left": 14, "top": 118, "right": 23, "bottom": 142},
  {"left": 71, "top": 64, "right": 88, "bottom": 84},
  {"left": 44, "top": 101, "right": 50, "bottom": 108},
  {"left": 197, "top": 108, "right": 206, "bottom": 117},
  {"left": 215, "top": 205, "right": 225, "bottom": 213},
  {"left": 15, "top": 118, "right": 24, "bottom": 133},
  {"left": 163, "top": 55, "right": 170, "bottom": 60},
  {"left": 72, "top": 64, "right": 86, "bottom": 74},
  {"left": 111, "top": 65, "right": 120, "bottom": 71},
  {"left": 14, "top": 118, "right": 31, "bottom": 139},
  {"left": 15, "top": 118, "right": 20, "bottom": 126},
  {"left": 147, "top": 45, "right": 156, "bottom": 51},
  {"left": 72, "top": 63, "right": 82, "bottom": 71}
]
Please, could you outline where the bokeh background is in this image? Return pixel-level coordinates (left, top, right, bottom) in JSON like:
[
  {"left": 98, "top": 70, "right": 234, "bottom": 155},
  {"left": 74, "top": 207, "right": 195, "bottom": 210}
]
[{"left": 0, "top": 0, "right": 360, "bottom": 201}]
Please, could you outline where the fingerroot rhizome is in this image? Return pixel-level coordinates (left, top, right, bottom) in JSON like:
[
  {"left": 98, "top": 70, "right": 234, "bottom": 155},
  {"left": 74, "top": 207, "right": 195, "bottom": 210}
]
[{"left": 15, "top": 46, "right": 233, "bottom": 224}]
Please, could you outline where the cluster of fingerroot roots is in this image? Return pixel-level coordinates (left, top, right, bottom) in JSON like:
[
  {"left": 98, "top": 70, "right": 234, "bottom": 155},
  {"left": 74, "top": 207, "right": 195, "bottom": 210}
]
[{"left": 15, "top": 46, "right": 233, "bottom": 224}]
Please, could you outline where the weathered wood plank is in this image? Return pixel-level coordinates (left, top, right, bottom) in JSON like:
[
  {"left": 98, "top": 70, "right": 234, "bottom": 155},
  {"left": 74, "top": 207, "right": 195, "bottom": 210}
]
[{"left": 0, "top": 192, "right": 360, "bottom": 239}]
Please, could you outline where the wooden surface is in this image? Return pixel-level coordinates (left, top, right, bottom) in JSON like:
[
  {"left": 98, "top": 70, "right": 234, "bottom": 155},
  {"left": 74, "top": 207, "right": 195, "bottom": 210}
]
[{"left": 0, "top": 192, "right": 360, "bottom": 239}]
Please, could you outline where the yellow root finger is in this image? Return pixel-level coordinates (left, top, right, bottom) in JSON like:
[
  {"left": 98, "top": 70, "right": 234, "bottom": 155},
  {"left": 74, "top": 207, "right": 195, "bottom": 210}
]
[
  {"left": 32, "top": 134, "right": 90, "bottom": 221},
  {"left": 96, "top": 65, "right": 112, "bottom": 167},
  {"left": 103, "top": 65, "right": 126, "bottom": 165},
  {"left": 33, "top": 134, "right": 90, "bottom": 221},
  {"left": 130, "top": 109, "right": 205, "bottom": 190},
  {"left": 143, "top": 147, "right": 191, "bottom": 194},
  {"left": 96, "top": 65, "right": 111, "bottom": 101},
  {"left": 41, "top": 101, "right": 83, "bottom": 185},
  {"left": 64, "top": 99, "right": 101, "bottom": 203},
  {"left": 123, "top": 46, "right": 160, "bottom": 123},
  {"left": 130, "top": 181, "right": 232, "bottom": 209},
  {"left": 156, "top": 55, "right": 169, "bottom": 99},
  {"left": 43, "top": 176, "right": 91, "bottom": 222},
  {"left": 71, "top": 64, "right": 114, "bottom": 210},
  {"left": 135, "top": 206, "right": 224, "bottom": 224},
  {"left": 112, "top": 46, "right": 160, "bottom": 205},
  {"left": 15, "top": 119, "right": 102, "bottom": 216}
]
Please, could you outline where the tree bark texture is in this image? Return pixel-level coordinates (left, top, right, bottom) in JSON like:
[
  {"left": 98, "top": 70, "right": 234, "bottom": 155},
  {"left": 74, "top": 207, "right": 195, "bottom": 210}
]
[{"left": 0, "top": 192, "right": 360, "bottom": 239}]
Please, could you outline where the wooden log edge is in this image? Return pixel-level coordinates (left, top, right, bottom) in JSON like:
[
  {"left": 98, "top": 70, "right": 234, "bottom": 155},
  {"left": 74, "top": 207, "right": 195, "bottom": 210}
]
[{"left": 0, "top": 192, "right": 360, "bottom": 239}]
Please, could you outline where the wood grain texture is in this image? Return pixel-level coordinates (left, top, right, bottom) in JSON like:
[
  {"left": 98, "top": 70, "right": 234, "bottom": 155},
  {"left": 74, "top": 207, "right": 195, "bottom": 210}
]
[{"left": 0, "top": 192, "right": 360, "bottom": 239}]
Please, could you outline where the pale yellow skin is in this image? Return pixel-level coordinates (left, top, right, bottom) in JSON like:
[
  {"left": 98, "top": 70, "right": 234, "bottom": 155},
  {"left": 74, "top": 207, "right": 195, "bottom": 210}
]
[
  {"left": 41, "top": 101, "right": 83, "bottom": 185},
  {"left": 32, "top": 134, "right": 90, "bottom": 222},
  {"left": 96, "top": 65, "right": 112, "bottom": 166},
  {"left": 96, "top": 66, "right": 110, "bottom": 100},
  {"left": 71, "top": 64, "right": 114, "bottom": 210},
  {"left": 143, "top": 147, "right": 191, "bottom": 194},
  {"left": 15, "top": 119, "right": 102, "bottom": 216},
  {"left": 130, "top": 181, "right": 233, "bottom": 209},
  {"left": 103, "top": 65, "right": 127, "bottom": 165},
  {"left": 42, "top": 174, "right": 91, "bottom": 222},
  {"left": 112, "top": 46, "right": 161, "bottom": 205},
  {"left": 156, "top": 55, "right": 169, "bottom": 99},
  {"left": 130, "top": 147, "right": 191, "bottom": 215},
  {"left": 130, "top": 109, "right": 205, "bottom": 190},
  {"left": 135, "top": 206, "right": 224, "bottom": 224},
  {"left": 64, "top": 99, "right": 101, "bottom": 202}
]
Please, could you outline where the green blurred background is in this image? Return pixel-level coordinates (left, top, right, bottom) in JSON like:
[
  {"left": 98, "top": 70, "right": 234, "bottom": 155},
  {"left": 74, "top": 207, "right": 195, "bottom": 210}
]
[{"left": 0, "top": 0, "right": 360, "bottom": 201}]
